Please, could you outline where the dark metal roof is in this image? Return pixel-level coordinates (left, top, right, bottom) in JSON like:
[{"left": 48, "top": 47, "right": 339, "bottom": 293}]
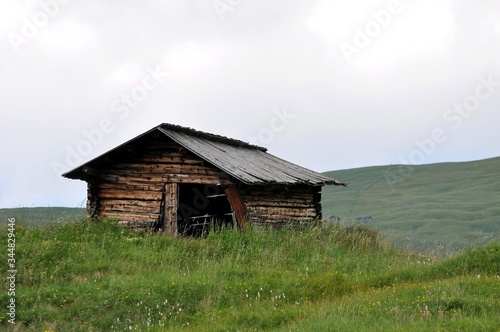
[{"left": 63, "top": 123, "right": 346, "bottom": 186}]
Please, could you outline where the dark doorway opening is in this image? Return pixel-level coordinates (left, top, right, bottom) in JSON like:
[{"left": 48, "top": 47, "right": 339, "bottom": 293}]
[{"left": 177, "top": 183, "right": 234, "bottom": 236}]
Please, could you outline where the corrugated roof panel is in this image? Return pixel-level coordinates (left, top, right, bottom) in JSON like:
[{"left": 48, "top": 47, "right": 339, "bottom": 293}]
[{"left": 158, "top": 127, "right": 338, "bottom": 185}]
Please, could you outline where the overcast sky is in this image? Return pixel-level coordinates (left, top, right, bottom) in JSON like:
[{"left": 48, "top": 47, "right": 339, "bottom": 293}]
[{"left": 1, "top": 0, "right": 499, "bottom": 208}]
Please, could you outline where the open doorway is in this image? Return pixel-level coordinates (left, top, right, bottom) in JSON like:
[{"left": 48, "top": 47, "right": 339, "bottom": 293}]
[{"left": 177, "top": 183, "right": 234, "bottom": 236}]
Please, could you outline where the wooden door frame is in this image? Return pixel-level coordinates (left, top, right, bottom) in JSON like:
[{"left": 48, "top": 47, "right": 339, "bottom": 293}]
[
  {"left": 160, "top": 180, "right": 248, "bottom": 235},
  {"left": 162, "top": 182, "right": 179, "bottom": 236}
]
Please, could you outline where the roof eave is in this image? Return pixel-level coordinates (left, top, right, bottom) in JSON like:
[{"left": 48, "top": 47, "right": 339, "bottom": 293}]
[{"left": 61, "top": 125, "right": 164, "bottom": 180}]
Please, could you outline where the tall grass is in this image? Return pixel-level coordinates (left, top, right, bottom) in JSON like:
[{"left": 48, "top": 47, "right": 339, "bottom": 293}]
[{"left": 0, "top": 220, "right": 498, "bottom": 331}]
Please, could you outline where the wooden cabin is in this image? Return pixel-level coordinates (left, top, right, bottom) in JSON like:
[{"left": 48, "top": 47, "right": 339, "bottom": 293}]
[{"left": 63, "top": 123, "right": 346, "bottom": 235}]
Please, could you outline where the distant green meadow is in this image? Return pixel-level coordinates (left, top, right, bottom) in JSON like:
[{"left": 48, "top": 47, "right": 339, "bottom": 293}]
[
  {"left": 0, "top": 221, "right": 498, "bottom": 331},
  {"left": 323, "top": 156, "right": 500, "bottom": 252},
  {"left": 0, "top": 207, "right": 85, "bottom": 227}
]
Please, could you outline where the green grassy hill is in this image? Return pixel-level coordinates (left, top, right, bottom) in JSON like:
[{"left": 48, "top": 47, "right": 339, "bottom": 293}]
[
  {"left": 0, "top": 221, "right": 498, "bottom": 331},
  {"left": 322, "top": 156, "right": 500, "bottom": 251}
]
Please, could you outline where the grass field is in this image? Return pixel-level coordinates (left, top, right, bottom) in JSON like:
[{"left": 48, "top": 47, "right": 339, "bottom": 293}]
[
  {"left": 323, "top": 156, "right": 500, "bottom": 252},
  {"left": 0, "top": 157, "right": 499, "bottom": 329},
  {"left": 0, "top": 220, "right": 499, "bottom": 331}
]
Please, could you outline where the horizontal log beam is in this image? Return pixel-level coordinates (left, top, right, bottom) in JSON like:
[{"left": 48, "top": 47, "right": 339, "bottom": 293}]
[
  {"left": 99, "top": 173, "right": 232, "bottom": 185},
  {"left": 100, "top": 211, "right": 159, "bottom": 220},
  {"left": 98, "top": 189, "right": 162, "bottom": 201},
  {"left": 99, "top": 199, "right": 160, "bottom": 207},
  {"left": 100, "top": 204, "right": 159, "bottom": 214},
  {"left": 248, "top": 207, "right": 317, "bottom": 217},
  {"left": 98, "top": 183, "right": 163, "bottom": 191},
  {"left": 244, "top": 199, "right": 315, "bottom": 207},
  {"left": 110, "top": 163, "right": 217, "bottom": 172}
]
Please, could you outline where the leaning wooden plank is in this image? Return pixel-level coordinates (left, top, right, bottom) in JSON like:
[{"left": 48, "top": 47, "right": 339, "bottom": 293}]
[{"left": 224, "top": 185, "right": 248, "bottom": 226}]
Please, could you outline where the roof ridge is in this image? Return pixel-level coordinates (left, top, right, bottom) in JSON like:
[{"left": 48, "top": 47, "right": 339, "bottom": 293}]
[{"left": 159, "top": 123, "right": 267, "bottom": 152}]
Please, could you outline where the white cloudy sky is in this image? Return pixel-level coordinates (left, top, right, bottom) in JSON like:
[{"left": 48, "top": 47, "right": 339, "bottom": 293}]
[{"left": 1, "top": 0, "right": 499, "bottom": 208}]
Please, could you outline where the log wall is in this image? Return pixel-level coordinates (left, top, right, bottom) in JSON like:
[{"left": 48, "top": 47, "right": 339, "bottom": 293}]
[
  {"left": 237, "top": 184, "right": 322, "bottom": 224},
  {"left": 89, "top": 138, "right": 232, "bottom": 229},
  {"left": 85, "top": 136, "right": 324, "bottom": 232}
]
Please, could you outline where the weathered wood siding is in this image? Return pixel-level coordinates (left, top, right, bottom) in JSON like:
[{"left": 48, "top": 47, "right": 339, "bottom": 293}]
[
  {"left": 238, "top": 184, "right": 322, "bottom": 224},
  {"left": 89, "top": 138, "right": 232, "bottom": 228},
  {"left": 87, "top": 179, "right": 99, "bottom": 220}
]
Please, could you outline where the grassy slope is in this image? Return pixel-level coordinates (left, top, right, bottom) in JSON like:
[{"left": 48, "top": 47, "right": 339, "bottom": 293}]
[
  {"left": 0, "top": 207, "right": 85, "bottom": 227},
  {"left": 0, "top": 221, "right": 498, "bottom": 331},
  {"left": 323, "top": 156, "right": 500, "bottom": 251}
]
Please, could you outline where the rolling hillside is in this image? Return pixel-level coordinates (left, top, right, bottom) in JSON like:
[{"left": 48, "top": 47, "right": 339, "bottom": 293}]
[
  {"left": 322, "top": 156, "right": 500, "bottom": 251},
  {"left": 0, "top": 207, "right": 85, "bottom": 227},
  {"left": 1, "top": 221, "right": 498, "bottom": 330}
]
